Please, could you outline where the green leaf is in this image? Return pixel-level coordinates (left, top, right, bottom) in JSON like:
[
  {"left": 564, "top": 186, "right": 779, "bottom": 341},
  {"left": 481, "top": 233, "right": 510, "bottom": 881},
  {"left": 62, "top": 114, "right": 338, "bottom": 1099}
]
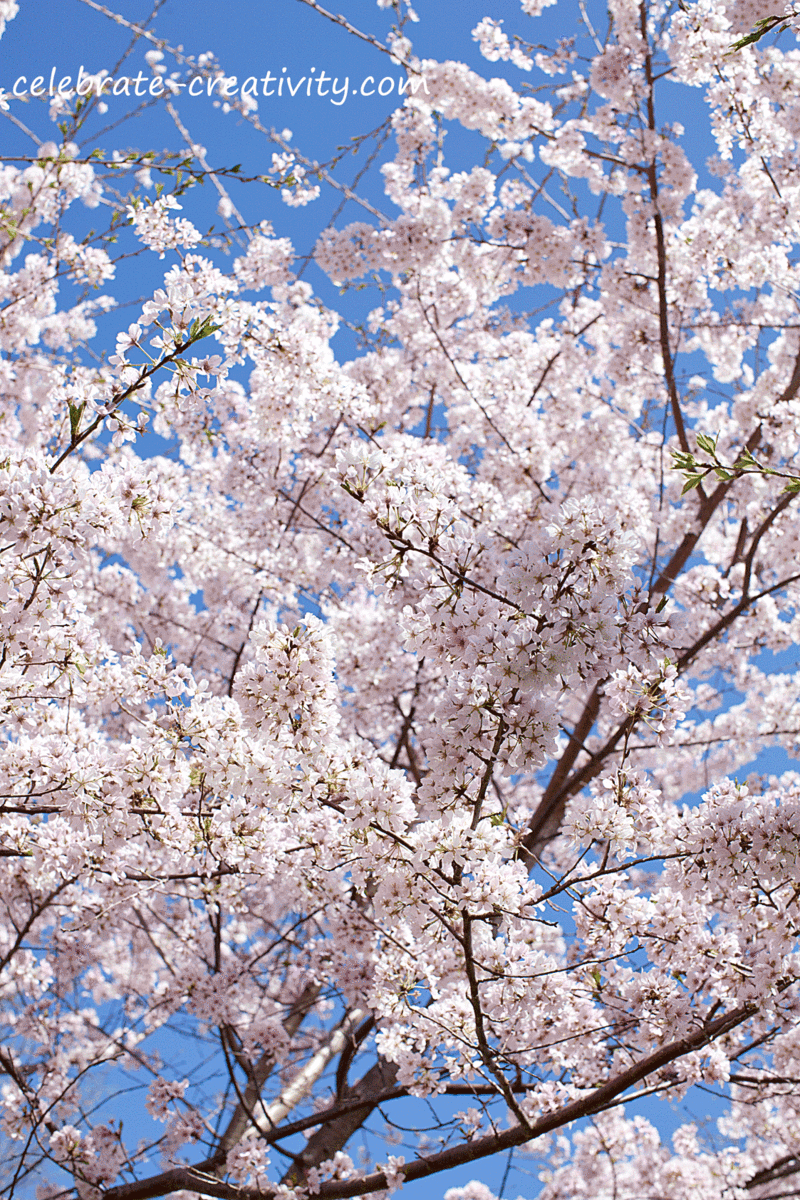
[
  {"left": 68, "top": 401, "right": 86, "bottom": 441},
  {"left": 729, "top": 14, "right": 788, "bottom": 53},
  {"left": 186, "top": 316, "right": 220, "bottom": 344},
  {"left": 695, "top": 432, "right": 718, "bottom": 455},
  {"left": 197, "top": 319, "right": 221, "bottom": 341},
  {"left": 730, "top": 28, "right": 767, "bottom": 51},
  {"left": 681, "top": 473, "right": 705, "bottom": 494},
  {"left": 782, "top": 478, "right": 800, "bottom": 493}
]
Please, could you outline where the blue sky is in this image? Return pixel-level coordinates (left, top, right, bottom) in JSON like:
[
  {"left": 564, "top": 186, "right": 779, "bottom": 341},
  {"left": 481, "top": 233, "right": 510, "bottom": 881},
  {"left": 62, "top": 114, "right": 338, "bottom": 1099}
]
[
  {"left": 1, "top": 0, "right": 569, "bottom": 367},
  {"left": 0, "top": 0, "right": 720, "bottom": 358}
]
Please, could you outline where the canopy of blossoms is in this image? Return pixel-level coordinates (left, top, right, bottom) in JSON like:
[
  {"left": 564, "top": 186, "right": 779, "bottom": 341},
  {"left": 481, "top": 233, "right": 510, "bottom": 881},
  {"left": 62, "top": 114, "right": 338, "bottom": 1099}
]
[{"left": 1, "top": 0, "right": 800, "bottom": 1198}]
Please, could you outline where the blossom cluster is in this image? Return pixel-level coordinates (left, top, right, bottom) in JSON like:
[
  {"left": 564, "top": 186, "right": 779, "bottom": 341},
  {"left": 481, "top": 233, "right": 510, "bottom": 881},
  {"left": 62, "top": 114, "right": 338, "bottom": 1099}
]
[{"left": 0, "top": 0, "right": 800, "bottom": 1198}]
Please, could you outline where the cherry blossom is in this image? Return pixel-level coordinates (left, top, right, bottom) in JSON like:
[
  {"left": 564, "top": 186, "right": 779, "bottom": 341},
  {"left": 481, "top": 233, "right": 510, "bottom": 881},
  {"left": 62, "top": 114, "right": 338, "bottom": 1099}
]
[{"left": 1, "top": 0, "right": 800, "bottom": 1197}]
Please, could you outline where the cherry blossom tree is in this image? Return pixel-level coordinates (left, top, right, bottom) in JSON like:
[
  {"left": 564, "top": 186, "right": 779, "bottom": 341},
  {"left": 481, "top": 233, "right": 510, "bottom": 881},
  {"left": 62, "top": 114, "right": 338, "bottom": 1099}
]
[{"left": 2, "top": 0, "right": 800, "bottom": 1197}]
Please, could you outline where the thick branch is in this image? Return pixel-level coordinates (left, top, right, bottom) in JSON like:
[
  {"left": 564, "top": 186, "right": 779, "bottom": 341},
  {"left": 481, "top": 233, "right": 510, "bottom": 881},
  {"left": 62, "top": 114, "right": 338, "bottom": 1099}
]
[
  {"left": 214, "top": 983, "right": 320, "bottom": 1162},
  {"left": 517, "top": 684, "right": 600, "bottom": 864},
  {"left": 102, "top": 999, "right": 759, "bottom": 1200},
  {"left": 281, "top": 1057, "right": 399, "bottom": 1188},
  {"left": 520, "top": 401, "right": 795, "bottom": 864}
]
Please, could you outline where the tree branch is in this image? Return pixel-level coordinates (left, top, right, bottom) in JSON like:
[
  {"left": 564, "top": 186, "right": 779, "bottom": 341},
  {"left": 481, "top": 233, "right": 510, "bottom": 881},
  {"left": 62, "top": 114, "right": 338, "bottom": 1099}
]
[{"left": 102, "top": 998, "right": 761, "bottom": 1200}]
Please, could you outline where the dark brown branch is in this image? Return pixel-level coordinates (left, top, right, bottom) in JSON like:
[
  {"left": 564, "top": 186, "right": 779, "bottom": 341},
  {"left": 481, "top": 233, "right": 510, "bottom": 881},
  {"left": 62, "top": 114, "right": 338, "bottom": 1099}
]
[
  {"left": 102, "top": 999, "right": 760, "bottom": 1200},
  {"left": 517, "top": 684, "right": 600, "bottom": 864},
  {"left": 213, "top": 983, "right": 320, "bottom": 1165},
  {"left": 520, "top": 554, "right": 800, "bottom": 868},
  {"left": 281, "top": 1057, "right": 399, "bottom": 1189},
  {"left": 640, "top": 1, "right": 689, "bottom": 454},
  {"left": 49, "top": 325, "right": 218, "bottom": 474},
  {"left": 334, "top": 1016, "right": 375, "bottom": 1099},
  {"left": 747, "top": 1154, "right": 800, "bottom": 1192},
  {"left": 677, "top": 569, "right": 800, "bottom": 674}
]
